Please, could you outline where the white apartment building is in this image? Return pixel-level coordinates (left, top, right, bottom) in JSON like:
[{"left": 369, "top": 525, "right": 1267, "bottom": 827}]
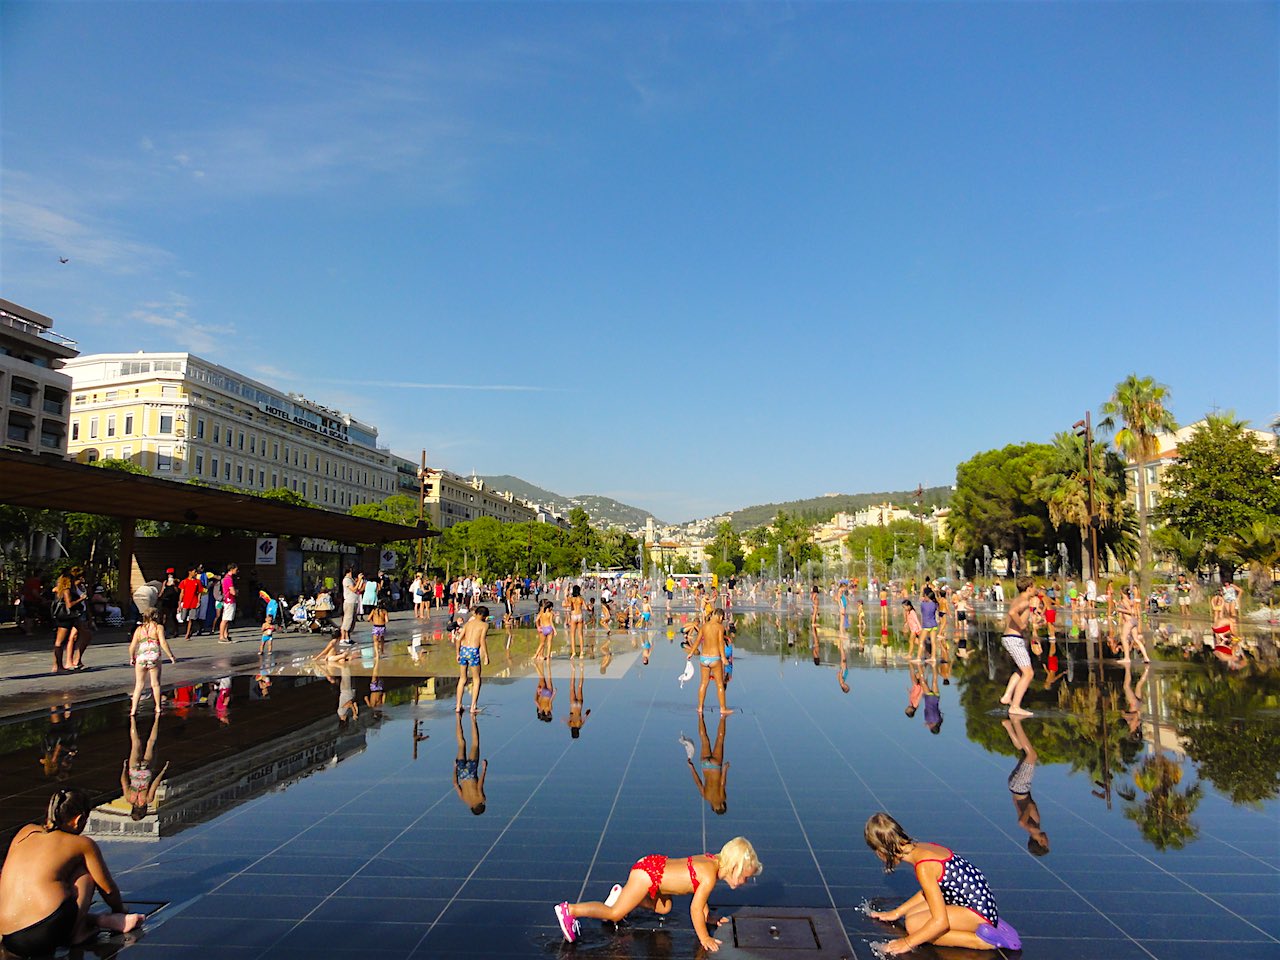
[
  {"left": 63, "top": 353, "right": 396, "bottom": 511},
  {"left": 0, "top": 299, "right": 77, "bottom": 458}
]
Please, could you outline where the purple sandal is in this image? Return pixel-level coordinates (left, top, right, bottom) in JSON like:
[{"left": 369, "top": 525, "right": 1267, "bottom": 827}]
[{"left": 977, "top": 920, "right": 1021, "bottom": 951}]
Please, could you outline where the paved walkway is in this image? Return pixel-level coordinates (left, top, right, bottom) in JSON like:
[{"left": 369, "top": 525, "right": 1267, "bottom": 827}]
[{"left": 0, "top": 602, "right": 541, "bottom": 721}]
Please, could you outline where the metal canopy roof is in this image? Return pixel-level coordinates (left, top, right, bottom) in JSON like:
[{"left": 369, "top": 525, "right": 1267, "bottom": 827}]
[{"left": 0, "top": 449, "right": 435, "bottom": 544}]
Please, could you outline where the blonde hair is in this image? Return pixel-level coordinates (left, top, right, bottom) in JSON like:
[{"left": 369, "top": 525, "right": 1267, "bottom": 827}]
[
  {"left": 864, "top": 812, "right": 913, "bottom": 872},
  {"left": 716, "top": 836, "right": 762, "bottom": 882}
]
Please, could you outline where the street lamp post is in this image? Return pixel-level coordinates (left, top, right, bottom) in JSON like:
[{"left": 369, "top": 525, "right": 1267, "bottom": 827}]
[{"left": 1074, "top": 413, "right": 1100, "bottom": 582}]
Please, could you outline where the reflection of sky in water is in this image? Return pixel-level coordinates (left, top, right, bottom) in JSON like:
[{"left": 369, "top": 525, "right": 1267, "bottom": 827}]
[{"left": 5, "top": 610, "right": 1276, "bottom": 958}]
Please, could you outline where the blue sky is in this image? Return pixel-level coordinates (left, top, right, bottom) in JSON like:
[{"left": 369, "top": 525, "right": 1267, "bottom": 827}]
[{"left": 3, "top": 2, "right": 1276, "bottom": 522}]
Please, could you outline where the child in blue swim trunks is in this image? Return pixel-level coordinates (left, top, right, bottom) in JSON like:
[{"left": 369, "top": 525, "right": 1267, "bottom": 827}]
[
  {"left": 454, "top": 606, "right": 491, "bottom": 714},
  {"left": 686, "top": 608, "right": 732, "bottom": 715}
]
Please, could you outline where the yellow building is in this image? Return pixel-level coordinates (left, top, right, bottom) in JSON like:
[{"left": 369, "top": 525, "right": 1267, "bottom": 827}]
[
  {"left": 419, "top": 469, "right": 538, "bottom": 529},
  {"left": 1124, "top": 419, "right": 1276, "bottom": 513},
  {"left": 63, "top": 353, "right": 397, "bottom": 510}
]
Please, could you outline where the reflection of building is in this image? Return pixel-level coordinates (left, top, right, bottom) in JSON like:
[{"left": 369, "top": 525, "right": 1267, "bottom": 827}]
[
  {"left": 0, "top": 298, "right": 77, "bottom": 457},
  {"left": 419, "top": 468, "right": 538, "bottom": 529},
  {"left": 63, "top": 352, "right": 396, "bottom": 511},
  {"left": 88, "top": 714, "right": 368, "bottom": 840}
]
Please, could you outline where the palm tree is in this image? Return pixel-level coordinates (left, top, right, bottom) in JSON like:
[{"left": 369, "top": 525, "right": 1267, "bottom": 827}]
[
  {"left": 1100, "top": 375, "right": 1178, "bottom": 594},
  {"left": 1034, "top": 431, "right": 1130, "bottom": 577}
]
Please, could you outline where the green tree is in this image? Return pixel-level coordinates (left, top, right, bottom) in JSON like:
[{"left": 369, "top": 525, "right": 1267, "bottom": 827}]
[
  {"left": 1156, "top": 414, "right": 1280, "bottom": 582},
  {"left": 844, "top": 519, "right": 928, "bottom": 579},
  {"left": 1032, "top": 432, "right": 1133, "bottom": 577},
  {"left": 948, "top": 443, "right": 1055, "bottom": 571},
  {"left": 1100, "top": 374, "right": 1178, "bottom": 592},
  {"left": 1151, "top": 526, "right": 1206, "bottom": 577},
  {"left": 1121, "top": 755, "right": 1202, "bottom": 852},
  {"left": 707, "top": 521, "right": 744, "bottom": 574},
  {"left": 351, "top": 494, "right": 432, "bottom": 577}
]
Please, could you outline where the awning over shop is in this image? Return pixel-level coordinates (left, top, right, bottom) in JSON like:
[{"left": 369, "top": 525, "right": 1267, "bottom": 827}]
[{"left": 0, "top": 449, "right": 435, "bottom": 593}]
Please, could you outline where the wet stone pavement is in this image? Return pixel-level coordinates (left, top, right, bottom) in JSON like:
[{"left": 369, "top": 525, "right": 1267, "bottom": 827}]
[{"left": 1, "top": 604, "right": 1277, "bottom": 960}]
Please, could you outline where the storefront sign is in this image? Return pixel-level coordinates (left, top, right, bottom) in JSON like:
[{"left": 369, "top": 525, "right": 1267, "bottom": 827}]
[
  {"left": 258, "top": 401, "right": 349, "bottom": 443},
  {"left": 255, "top": 537, "right": 278, "bottom": 565}
]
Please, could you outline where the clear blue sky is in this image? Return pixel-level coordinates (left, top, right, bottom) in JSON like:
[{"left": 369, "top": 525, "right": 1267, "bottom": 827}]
[{"left": 3, "top": 2, "right": 1276, "bottom": 522}]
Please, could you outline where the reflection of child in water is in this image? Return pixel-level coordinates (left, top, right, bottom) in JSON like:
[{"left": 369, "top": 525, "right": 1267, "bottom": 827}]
[
  {"left": 554, "top": 837, "right": 762, "bottom": 950},
  {"left": 863, "top": 812, "right": 1021, "bottom": 954},
  {"left": 566, "top": 661, "right": 590, "bottom": 738},
  {"left": 453, "top": 712, "right": 487, "bottom": 815},
  {"left": 687, "top": 713, "right": 729, "bottom": 814},
  {"left": 1002, "top": 718, "right": 1049, "bottom": 856}
]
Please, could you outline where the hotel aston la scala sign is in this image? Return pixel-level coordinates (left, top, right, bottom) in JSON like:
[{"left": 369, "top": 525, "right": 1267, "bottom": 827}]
[{"left": 257, "top": 401, "right": 349, "bottom": 443}]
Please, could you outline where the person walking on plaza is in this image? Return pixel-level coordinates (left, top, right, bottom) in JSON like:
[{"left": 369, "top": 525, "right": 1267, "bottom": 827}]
[
  {"left": 128, "top": 611, "right": 176, "bottom": 716},
  {"left": 178, "top": 567, "right": 203, "bottom": 640},
  {"left": 51, "top": 575, "right": 85, "bottom": 674},
  {"left": 998, "top": 576, "right": 1037, "bottom": 718},
  {"left": 339, "top": 566, "right": 361, "bottom": 643},
  {"left": 687, "top": 608, "right": 733, "bottom": 715},
  {"left": 454, "top": 606, "right": 491, "bottom": 714},
  {"left": 217, "top": 564, "right": 238, "bottom": 642}
]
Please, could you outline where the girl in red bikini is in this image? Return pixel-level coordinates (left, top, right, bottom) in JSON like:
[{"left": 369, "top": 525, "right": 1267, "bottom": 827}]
[{"left": 554, "top": 836, "right": 761, "bottom": 951}]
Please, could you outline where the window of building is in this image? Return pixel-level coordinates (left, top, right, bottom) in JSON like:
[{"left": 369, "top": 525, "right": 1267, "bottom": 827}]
[
  {"left": 212, "top": 424, "right": 220, "bottom": 444},
  {"left": 211, "top": 457, "right": 219, "bottom": 477},
  {"left": 7, "top": 422, "right": 31, "bottom": 443},
  {"left": 121, "top": 445, "right": 132, "bottom": 460},
  {"left": 196, "top": 418, "right": 205, "bottom": 440},
  {"left": 89, "top": 417, "right": 99, "bottom": 439},
  {"left": 106, "top": 415, "right": 116, "bottom": 437},
  {"left": 157, "top": 446, "right": 173, "bottom": 471},
  {"left": 272, "top": 472, "right": 278, "bottom": 488},
  {"left": 159, "top": 411, "right": 174, "bottom": 434},
  {"left": 236, "top": 464, "right": 244, "bottom": 483},
  {"left": 237, "top": 431, "right": 245, "bottom": 450},
  {"left": 74, "top": 394, "right": 86, "bottom": 406},
  {"left": 105, "top": 390, "right": 117, "bottom": 401},
  {"left": 194, "top": 452, "right": 203, "bottom": 475},
  {"left": 225, "top": 429, "right": 232, "bottom": 448},
  {"left": 224, "top": 461, "right": 231, "bottom": 481},
  {"left": 303, "top": 453, "right": 308, "bottom": 469},
  {"left": 258, "top": 469, "right": 265, "bottom": 487},
  {"left": 124, "top": 413, "right": 134, "bottom": 435},
  {"left": 272, "top": 441, "right": 279, "bottom": 460},
  {"left": 161, "top": 384, "right": 177, "bottom": 398},
  {"left": 291, "top": 478, "right": 297, "bottom": 491},
  {"left": 71, "top": 421, "right": 80, "bottom": 441},
  {"left": 250, "top": 435, "right": 256, "bottom": 455},
  {"left": 104, "top": 447, "right": 115, "bottom": 460}
]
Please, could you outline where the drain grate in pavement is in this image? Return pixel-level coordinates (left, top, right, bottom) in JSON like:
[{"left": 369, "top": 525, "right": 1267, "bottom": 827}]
[{"left": 727, "top": 906, "right": 856, "bottom": 959}]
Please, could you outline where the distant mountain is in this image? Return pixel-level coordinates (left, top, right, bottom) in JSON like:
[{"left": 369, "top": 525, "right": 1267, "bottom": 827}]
[
  {"left": 724, "top": 486, "right": 952, "bottom": 531},
  {"left": 478, "top": 475, "right": 662, "bottom": 529}
]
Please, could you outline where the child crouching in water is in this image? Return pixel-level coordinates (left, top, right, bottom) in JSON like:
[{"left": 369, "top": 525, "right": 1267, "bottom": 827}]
[
  {"left": 863, "top": 812, "right": 1020, "bottom": 954},
  {"left": 555, "top": 836, "right": 761, "bottom": 952}
]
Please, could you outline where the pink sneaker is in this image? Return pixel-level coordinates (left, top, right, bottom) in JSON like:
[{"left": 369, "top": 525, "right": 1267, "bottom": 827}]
[
  {"left": 976, "top": 920, "right": 1021, "bottom": 951},
  {"left": 554, "top": 901, "right": 578, "bottom": 942}
]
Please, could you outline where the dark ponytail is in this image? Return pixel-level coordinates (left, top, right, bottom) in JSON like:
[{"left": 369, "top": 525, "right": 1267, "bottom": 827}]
[{"left": 45, "top": 787, "right": 90, "bottom": 833}]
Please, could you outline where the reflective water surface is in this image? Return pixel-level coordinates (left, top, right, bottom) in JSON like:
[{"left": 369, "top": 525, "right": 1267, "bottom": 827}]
[{"left": 1, "top": 604, "right": 1277, "bottom": 960}]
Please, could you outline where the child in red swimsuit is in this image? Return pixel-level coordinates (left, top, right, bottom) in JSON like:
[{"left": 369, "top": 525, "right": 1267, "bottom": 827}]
[{"left": 554, "top": 836, "right": 761, "bottom": 951}]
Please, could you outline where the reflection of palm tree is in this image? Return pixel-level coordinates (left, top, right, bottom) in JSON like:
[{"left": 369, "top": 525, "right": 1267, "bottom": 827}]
[{"left": 1122, "top": 754, "right": 1202, "bottom": 851}]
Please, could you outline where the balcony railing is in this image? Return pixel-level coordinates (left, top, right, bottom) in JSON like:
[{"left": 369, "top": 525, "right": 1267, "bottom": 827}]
[{"left": 0, "top": 309, "right": 78, "bottom": 348}]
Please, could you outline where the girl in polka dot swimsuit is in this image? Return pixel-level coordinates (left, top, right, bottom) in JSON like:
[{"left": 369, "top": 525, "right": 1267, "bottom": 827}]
[{"left": 863, "top": 812, "right": 1021, "bottom": 954}]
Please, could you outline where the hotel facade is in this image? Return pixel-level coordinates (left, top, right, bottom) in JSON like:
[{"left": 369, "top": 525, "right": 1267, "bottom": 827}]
[
  {"left": 0, "top": 298, "right": 78, "bottom": 458},
  {"left": 63, "top": 353, "right": 397, "bottom": 510}
]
